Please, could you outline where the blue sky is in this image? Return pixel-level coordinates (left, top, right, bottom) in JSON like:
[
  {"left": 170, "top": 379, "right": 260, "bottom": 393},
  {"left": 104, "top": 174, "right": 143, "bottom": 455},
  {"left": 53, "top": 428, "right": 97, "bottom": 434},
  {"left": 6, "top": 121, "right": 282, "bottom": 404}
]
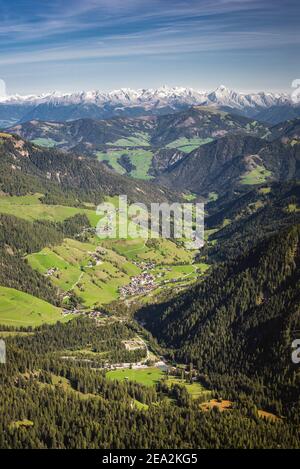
[{"left": 0, "top": 0, "right": 299, "bottom": 94}]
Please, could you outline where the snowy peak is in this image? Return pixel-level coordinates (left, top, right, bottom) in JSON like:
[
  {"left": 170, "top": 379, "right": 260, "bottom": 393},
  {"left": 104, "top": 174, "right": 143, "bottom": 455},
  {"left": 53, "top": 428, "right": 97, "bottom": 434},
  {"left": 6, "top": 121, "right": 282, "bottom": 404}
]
[
  {"left": 207, "top": 85, "right": 243, "bottom": 106},
  {"left": 0, "top": 85, "right": 296, "bottom": 128},
  {"left": 0, "top": 85, "right": 292, "bottom": 110},
  {"left": 204, "top": 86, "right": 290, "bottom": 110}
]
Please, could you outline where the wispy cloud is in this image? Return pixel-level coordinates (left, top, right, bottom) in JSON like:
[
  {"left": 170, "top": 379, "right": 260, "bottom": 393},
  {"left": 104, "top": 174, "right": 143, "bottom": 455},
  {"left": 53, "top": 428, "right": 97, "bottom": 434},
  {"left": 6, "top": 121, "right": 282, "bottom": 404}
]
[
  {"left": 0, "top": 23, "right": 298, "bottom": 67},
  {"left": 0, "top": 0, "right": 294, "bottom": 45},
  {"left": 0, "top": 0, "right": 298, "bottom": 93}
]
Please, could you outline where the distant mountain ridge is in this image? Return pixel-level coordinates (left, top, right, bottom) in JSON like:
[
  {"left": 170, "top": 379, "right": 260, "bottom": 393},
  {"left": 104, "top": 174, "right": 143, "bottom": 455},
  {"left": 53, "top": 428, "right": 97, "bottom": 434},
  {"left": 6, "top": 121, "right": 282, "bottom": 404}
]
[
  {"left": 8, "top": 106, "right": 269, "bottom": 152},
  {"left": 7, "top": 107, "right": 270, "bottom": 183},
  {"left": 0, "top": 85, "right": 298, "bottom": 127}
]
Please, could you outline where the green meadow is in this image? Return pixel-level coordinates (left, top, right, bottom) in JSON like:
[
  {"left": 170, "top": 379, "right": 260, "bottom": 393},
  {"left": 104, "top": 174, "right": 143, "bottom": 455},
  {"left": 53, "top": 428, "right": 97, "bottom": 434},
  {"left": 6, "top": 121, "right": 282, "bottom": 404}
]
[
  {"left": 240, "top": 165, "right": 272, "bottom": 185},
  {"left": 106, "top": 367, "right": 164, "bottom": 387},
  {"left": 127, "top": 150, "right": 153, "bottom": 179},
  {"left": 27, "top": 232, "right": 201, "bottom": 309},
  {"left": 31, "top": 137, "right": 62, "bottom": 148},
  {"left": 107, "top": 132, "right": 151, "bottom": 147},
  {"left": 0, "top": 286, "right": 65, "bottom": 327},
  {"left": 0, "top": 193, "right": 100, "bottom": 226},
  {"left": 166, "top": 137, "right": 213, "bottom": 153},
  {"left": 96, "top": 150, "right": 127, "bottom": 174},
  {"left": 97, "top": 148, "right": 153, "bottom": 180},
  {"left": 153, "top": 263, "right": 208, "bottom": 283},
  {"left": 101, "top": 237, "right": 194, "bottom": 265},
  {"left": 27, "top": 238, "right": 141, "bottom": 308},
  {"left": 106, "top": 368, "right": 210, "bottom": 401},
  {"left": 0, "top": 192, "right": 206, "bottom": 318},
  {"left": 165, "top": 376, "right": 210, "bottom": 400}
]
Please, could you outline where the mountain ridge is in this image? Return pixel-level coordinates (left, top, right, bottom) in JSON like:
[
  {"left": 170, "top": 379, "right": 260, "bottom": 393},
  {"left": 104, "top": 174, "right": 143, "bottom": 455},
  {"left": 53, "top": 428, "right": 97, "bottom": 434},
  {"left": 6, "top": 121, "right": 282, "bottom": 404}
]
[
  {"left": 0, "top": 85, "right": 297, "bottom": 127},
  {"left": 0, "top": 84, "right": 291, "bottom": 108},
  {"left": 0, "top": 132, "right": 179, "bottom": 205}
]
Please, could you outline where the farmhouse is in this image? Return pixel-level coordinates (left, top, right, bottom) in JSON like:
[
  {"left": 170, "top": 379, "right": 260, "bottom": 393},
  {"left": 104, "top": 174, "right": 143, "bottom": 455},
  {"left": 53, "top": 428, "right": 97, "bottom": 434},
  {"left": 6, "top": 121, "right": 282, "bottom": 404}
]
[{"left": 45, "top": 267, "right": 58, "bottom": 277}]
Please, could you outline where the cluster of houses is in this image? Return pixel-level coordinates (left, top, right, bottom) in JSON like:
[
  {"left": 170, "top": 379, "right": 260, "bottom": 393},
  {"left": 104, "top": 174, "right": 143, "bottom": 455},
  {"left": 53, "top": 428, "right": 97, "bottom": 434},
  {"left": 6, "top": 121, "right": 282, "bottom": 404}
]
[
  {"left": 119, "top": 272, "right": 156, "bottom": 298},
  {"left": 61, "top": 308, "right": 104, "bottom": 319},
  {"left": 88, "top": 310, "right": 104, "bottom": 319},
  {"left": 133, "top": 261, "right": 156, "bottom": 270},
  {"left": 61, "top": 308, "right": 82, "bottom": 317}
]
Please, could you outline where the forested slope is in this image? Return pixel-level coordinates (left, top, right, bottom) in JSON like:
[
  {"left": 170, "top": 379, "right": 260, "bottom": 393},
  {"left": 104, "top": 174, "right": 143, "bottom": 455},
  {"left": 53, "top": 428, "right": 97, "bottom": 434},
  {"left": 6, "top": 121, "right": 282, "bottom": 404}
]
[{"left": 138, "top": 223, "right": 300, "bottom": 415}]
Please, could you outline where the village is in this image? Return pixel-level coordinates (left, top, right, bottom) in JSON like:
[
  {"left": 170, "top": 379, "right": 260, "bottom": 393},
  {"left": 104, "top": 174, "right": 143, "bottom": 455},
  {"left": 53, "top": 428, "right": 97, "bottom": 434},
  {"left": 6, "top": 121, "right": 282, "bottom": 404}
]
[
  {"left": 119, "top": 272, "right": 156, "bottom": 297},
  {"left": 119, "top": 261, "right": 157, "bottom": 298}
]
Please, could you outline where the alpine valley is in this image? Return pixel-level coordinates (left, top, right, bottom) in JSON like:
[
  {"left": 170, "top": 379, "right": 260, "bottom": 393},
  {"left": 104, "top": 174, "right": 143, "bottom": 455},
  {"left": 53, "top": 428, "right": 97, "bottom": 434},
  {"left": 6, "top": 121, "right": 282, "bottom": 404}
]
[{"left": 1, "top": 86, "right": 300, "bottom": 450}]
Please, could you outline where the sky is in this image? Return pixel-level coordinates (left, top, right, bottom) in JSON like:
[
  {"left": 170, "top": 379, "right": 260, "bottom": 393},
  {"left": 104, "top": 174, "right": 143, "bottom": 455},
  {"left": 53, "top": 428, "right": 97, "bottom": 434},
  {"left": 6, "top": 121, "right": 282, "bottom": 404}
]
[{"left": 0, "top": 0, "right": 299, "bottom": 95}]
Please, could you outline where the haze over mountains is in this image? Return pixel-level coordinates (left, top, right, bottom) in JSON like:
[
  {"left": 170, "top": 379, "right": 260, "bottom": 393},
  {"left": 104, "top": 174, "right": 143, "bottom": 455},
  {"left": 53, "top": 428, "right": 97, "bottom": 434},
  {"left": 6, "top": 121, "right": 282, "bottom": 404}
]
[{"left": 0, "top": 85, "right": 299, "bottom": 128}]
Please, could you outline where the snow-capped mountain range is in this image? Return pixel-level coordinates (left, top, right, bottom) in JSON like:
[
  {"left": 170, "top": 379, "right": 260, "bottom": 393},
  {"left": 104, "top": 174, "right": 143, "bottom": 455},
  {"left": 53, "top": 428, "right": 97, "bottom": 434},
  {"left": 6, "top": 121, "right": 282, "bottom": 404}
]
[
  {"left": 0, "top": 84, "right": 292, "bottom": 107},
  {"left": 0, "top": 85, "right": 298, "bottom": 127}
]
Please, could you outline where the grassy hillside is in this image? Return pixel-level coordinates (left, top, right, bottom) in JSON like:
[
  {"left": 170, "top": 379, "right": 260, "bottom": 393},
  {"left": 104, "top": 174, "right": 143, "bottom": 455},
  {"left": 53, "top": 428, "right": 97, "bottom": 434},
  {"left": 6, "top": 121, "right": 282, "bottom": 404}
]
[
  {"left": 166, "top": 137, "right": 213, "bottom": 153},
  {"left": 240, "top": 164, "right": 272, "bottom": 185},
  {"left": 0, "top": 193, "right": 100, "bottom": 226},
  {"left": 0, "top": 133, "right": 177, "bottom": 206},
  {"left": 97, "top": 149, "right": 154, "bottom": 180},
  {"left": 155, "top": 134, "right": 300, "bottom": 196},
  {"left": 0, "top": 286, "right": 65, "bottom": 327},
  {"left": 0, "top": 188, "right": 205, "bottom": 313},
  {"left": 27, "top": 238, "right": 141, "bottom": 307}
]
